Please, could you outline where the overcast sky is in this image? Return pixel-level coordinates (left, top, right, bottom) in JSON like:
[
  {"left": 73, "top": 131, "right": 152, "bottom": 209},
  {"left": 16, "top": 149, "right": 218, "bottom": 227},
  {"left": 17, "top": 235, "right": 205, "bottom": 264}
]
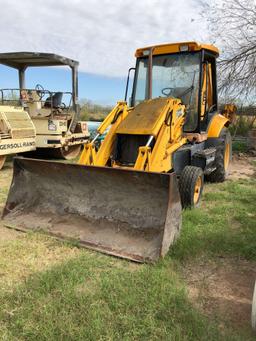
[{"left": 0, "top": 0, "right": 208, "bottom": 77}]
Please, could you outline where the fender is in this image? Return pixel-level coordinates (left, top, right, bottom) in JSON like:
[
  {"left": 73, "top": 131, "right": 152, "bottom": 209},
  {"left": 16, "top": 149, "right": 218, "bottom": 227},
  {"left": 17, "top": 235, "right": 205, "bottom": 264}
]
[{"left": 207, "top": 113, "right": 229, "bottom": 138}]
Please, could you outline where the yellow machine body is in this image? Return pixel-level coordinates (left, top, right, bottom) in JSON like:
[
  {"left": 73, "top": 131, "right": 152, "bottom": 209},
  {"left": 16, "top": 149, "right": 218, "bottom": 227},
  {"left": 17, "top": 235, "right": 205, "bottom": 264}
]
[
  {"left": 79, "top": 98, "right": 187, "bottom": 173},
  {"left": 2, "top": 42, "right": 233, "bottom": 262}
]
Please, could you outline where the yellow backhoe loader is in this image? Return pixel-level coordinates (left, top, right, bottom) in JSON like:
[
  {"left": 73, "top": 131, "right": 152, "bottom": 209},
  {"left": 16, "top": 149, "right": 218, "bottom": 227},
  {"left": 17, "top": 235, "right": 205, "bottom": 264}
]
[{"left": 2, "top": 42, "right": 234, "bottom": 262}]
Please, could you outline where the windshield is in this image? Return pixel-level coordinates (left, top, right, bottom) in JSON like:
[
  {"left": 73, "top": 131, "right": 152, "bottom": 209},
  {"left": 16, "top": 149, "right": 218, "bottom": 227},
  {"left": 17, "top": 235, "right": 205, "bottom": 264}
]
[{"left": 133, "top": 52, "right": 201, "bottom": 131}]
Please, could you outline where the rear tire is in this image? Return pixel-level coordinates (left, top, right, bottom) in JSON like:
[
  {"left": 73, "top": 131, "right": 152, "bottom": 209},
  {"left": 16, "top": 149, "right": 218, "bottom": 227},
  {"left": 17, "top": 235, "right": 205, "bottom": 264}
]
[
  {"left": 0, "top": 155, "right": 6, "bottom": 170},
  {"left": 207, "top": 128, "right": 232, "bottom": 182},
  {"left": 179, "top": 166, "right": 204, "bottom": 209}
]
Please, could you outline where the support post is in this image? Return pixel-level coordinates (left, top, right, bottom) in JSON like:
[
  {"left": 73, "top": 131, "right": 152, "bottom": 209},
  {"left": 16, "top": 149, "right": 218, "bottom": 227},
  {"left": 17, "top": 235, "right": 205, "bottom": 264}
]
[
  {"left": 72, "top": 65, "right": 78, "bottom": 109},
  {"left": 147, "top": 48, "right": 153, "bottom": 100},
  {"left": 18, "top": 67, "right": 26, "bottom": 89}
]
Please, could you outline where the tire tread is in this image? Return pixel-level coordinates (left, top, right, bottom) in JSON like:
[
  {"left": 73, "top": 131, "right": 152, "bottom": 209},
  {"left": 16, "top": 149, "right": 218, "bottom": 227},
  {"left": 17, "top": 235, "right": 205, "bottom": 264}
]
[
  {"left": 179, "top": 166, "right": 203, "bottom": 209},
  {"left": 207, "top": 128, "right": 232, "bottom": 183}
]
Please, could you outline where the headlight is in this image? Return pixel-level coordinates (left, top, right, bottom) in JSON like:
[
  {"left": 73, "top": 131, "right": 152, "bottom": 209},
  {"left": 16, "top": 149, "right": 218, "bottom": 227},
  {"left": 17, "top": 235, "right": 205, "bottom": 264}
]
[{"left": 179, "top": 45, "right": 189, "bottom": 52}]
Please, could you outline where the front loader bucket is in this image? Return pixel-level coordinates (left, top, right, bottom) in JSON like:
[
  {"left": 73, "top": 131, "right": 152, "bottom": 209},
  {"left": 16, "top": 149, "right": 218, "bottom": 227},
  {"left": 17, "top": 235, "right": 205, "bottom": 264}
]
[{"left": 2, "top": 157, "right": 182, "bottom": 262}]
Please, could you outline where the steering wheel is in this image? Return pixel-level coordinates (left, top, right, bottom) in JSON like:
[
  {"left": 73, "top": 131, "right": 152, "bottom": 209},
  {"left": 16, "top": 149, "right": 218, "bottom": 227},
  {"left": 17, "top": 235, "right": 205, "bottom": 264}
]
[
  {"left": 35, "top": 84, "right": 45, "bottom": 100},
  {"left": 161, "top": 87, "right": 175, "bottom": 97}
]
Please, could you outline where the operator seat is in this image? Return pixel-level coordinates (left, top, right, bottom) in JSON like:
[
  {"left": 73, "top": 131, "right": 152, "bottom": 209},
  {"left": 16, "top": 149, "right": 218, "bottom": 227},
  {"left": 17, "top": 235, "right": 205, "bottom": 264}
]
[{"left": 44, "top": 92, "right": 63, "bottom": 108}]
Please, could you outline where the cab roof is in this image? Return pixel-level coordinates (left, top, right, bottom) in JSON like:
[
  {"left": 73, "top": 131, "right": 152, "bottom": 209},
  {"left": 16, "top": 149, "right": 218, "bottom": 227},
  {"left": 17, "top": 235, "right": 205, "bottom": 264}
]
[
  {"left": 0, "top": 52, "right": 79, "bottom": 69},
  {"left": 135, "top": 41, "right": 219, "bottom": 57}
]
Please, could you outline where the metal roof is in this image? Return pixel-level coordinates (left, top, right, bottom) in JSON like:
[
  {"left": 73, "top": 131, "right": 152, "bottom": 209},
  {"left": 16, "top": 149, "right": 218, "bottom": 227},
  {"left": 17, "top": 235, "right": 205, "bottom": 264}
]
[
  {"left": 135, "top": 41, "right": 219, "bottom": 57},
  {"left": 0, "top": 52, "right": 79, "bottom": 69}
]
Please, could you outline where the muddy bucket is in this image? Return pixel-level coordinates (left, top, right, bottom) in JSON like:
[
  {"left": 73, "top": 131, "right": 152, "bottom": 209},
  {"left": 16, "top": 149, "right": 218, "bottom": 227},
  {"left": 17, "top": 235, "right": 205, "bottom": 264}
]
[{"left": 2, "top": 157, "right": 182, "bottom": 262}]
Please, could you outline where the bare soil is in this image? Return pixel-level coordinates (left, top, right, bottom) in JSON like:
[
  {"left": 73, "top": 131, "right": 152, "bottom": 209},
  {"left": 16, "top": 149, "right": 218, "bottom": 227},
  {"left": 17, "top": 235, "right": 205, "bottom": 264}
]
[
  {"left": 183, "top": 257, "right": 256, "bottom": 331},
  {"left": 228, "top": 154, "right": 256, "bottom": 180},
  {"left": 183, "top": 154, "right": 256, "bottom": 333},
  {"left": 0, "top": 227, "right": 20, "bottom": 241}
]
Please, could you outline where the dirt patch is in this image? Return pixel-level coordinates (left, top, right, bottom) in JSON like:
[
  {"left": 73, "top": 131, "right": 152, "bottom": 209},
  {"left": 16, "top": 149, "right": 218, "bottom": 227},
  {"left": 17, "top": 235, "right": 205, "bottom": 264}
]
[
  {"left": 228, "top": 154, "right": 256, "bottom": 180},
  {"left": 183, "top": 257, "right": 256, "bottom": 331},
  {"left": 0, "top": 226, "right": 20, "bottom": 241}
]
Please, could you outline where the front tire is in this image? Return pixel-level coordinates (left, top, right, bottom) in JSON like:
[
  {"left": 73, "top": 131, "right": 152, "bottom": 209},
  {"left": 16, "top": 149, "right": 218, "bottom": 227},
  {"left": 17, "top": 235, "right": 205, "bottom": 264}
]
[
  {"left": 207, "top": 128, "right": 232, "bottom": 182},
  {"left": 179, "top": 166, "right": 204, "bottom": 209}
]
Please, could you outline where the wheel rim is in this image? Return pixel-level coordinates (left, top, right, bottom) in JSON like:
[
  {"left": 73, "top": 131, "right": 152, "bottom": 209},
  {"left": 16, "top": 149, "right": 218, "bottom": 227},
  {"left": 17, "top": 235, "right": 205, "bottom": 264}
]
[
  {"left": 224, "top": 142, "right": 230, "bottom": 170},
  {"left": 193, "top": 176, "right": 202, "bottom": 205},
  {"left": 0, "top": 155, "right": 6, "bottom": 170}
]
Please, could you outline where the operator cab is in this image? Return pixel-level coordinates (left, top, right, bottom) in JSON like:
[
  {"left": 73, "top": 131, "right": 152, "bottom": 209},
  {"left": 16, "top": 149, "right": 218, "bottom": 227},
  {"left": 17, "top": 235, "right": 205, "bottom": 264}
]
[
  {"left": 130, "top": 42, "right": 219, "bottom": 134},
  {"left": 115, "top": 42, "right": 220, "bottom": 167}
]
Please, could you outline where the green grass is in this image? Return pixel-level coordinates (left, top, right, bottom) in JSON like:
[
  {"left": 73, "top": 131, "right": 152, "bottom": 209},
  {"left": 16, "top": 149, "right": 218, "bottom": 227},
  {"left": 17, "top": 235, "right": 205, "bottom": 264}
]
[
  {"left": 0, "top": 254, "right": 225, "bottom": 341},
  {"left": 0, "top": 167, "right": 11, "bottom": 205},
  {"left": 0, "top": 186, "right": 8, "bottom": 205},
  {"left": 171, "top": 178, "right": 256, "bottom": 262},
  {"left": 232, "top": 141, "right": 249, "bottom": 153},
  {"left": 0, "top": 170, "right": 256, "bottom": 340}
]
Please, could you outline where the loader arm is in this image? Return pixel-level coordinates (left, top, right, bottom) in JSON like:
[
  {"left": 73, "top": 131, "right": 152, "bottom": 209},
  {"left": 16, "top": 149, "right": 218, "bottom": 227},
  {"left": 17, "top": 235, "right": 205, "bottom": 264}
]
[
  {"left": 80, "top": 97, "right": 187, "bottom": 172},
  {"left": 133, "top": 99, "right": 187, "bottom": 172},
  {"left": 148, "top": 99, "right": 187, "bottom": 172},
  {"left": 79, "top": 101, "right": 129, "bottom": 166}
]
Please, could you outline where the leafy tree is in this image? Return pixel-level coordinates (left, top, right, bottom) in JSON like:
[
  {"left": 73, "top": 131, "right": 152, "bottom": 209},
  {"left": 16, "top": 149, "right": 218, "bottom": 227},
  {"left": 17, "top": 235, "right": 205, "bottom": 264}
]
[
  {"left": 79, "top": 99, "right": 111, "bottom": 121},
  {"left": 202, "top": 0, "right": 256, "bottom": 103}
]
